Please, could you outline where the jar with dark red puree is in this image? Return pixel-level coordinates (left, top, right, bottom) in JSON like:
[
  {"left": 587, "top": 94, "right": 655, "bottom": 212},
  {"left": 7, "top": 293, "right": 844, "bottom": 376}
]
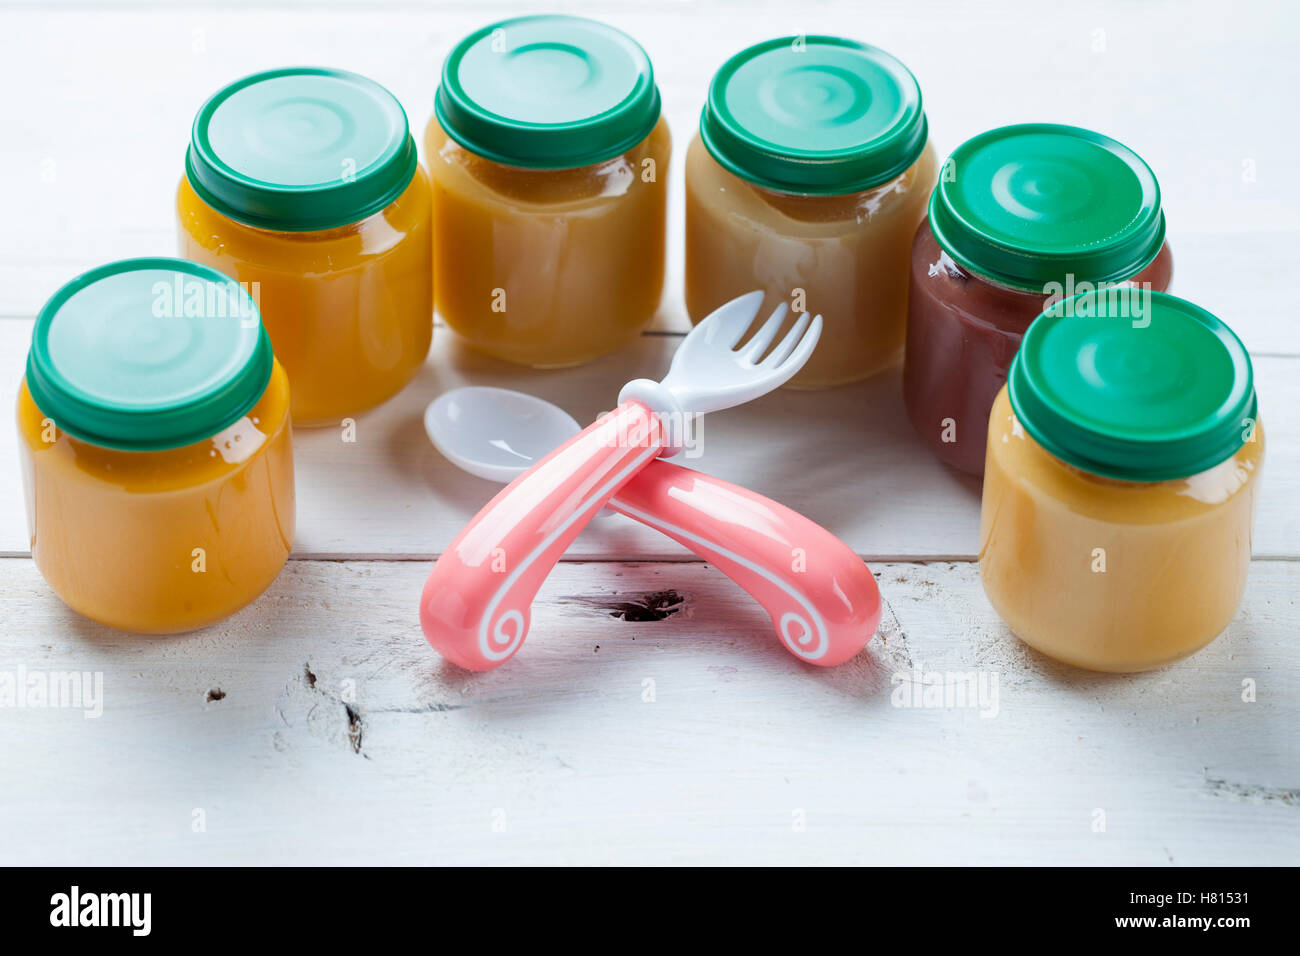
[{"left": 902, "top": 124, "right": 1173, "bottom": 476}]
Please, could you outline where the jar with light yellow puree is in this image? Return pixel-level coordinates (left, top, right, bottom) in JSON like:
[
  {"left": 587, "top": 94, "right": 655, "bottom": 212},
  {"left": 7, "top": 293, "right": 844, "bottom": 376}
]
[
  {"left": 178, "top": 67, "right": 432, "bottom": 425},
  {"left": 979, "top": 290, "right": 1263, "bottom": 672},
  {"left": 686, "top": 36, "right": 937, "bottom": 388},
  {"left": 427, "top": 15, "right": 670, "bottom": 368},
  {"left": 17, "top": 259, "right": 295, "bottom": 634}
]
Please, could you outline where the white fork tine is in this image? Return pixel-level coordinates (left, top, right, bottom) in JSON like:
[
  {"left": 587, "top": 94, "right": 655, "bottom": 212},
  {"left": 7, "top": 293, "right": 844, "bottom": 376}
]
[
  {"left": 739, "top": 301, "right": 789, "bottom": 362},
  {"left": 763, "top": 312, "right": 812, "bottom": 367},
  {"left": 776, "top": 314, "right": 822, "bottom": 371},
  {"left": 700, "top": 290, "right": 766, "bottom": 349},
  {"left": 625, "top": 292, "right": 821, "bottom": 417}
]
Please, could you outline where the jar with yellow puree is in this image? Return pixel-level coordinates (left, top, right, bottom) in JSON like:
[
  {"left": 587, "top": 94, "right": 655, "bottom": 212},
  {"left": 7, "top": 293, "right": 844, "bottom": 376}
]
[
  {"left": 427, "top": 15, "right": 670, "bottom": 367},
  {"left": 980, "top": 290, "right": 1263, "bottom": 672},
  {"left": 17, "top": 259, "right": 295, "bottom": 634},
  {"left": 178, "top": 68, "right": 432, "bottom": 425},
  {"left": 686, "top": 37, "right": 937, "bottom": 388}
]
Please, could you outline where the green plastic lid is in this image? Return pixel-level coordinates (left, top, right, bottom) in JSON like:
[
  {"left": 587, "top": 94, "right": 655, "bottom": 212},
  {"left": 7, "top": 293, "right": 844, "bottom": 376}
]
[
  {"left": 435, "top": 15, "right": 662, "bottom": 170},
  {"left": 699, "top": 36, "right": 928, "bottom": 195},
  {"left": 186, "top": 67, "right": 418, "bottom": 232},
  {"left": 1009, "top": 290, "right": 1256, "bottom": 482},
  {"left": 25, "top": 258, "right": 274, "bottom": 451},
  {"left": 929, "top": 123, "right": 1166, "bottom": 292}
]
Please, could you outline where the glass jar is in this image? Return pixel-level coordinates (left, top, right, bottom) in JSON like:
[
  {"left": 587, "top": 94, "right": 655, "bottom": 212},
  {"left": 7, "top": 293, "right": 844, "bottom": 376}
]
[
  {"left": 178, "top": 67, "right": 432, "bottom": 426},
  {"left": 904, "top": 124, "right": 1173, "bottom": 476},
  {"left": 17, "top": 259, "right": 295, "bottom": 634},
  {"left": 427, "top": 15, "right": 670, "bottom": 368},
  {"left": 979, "top": 290, "right": 1263, "bottom": 672},
  {"left": 685, "top": 36, "right": 937, "bottom": 388}
]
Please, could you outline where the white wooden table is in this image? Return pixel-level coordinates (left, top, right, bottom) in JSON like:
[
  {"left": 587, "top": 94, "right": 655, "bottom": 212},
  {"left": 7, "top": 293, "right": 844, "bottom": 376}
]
[{"left": 1, "top": 0, "right": 1297, "bottom": 865}]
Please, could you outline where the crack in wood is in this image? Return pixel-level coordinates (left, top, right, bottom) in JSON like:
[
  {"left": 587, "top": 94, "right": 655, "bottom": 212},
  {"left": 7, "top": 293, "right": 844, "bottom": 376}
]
[
  {"left": 291, "top": 662, "right": 368, "bottom": 759},
  {"left": 344, "top": 703, "right": 363, "bottom": 755},
  {"left": 1204, "top": 775, "right": 1300, "bottom": 807},
  {"left": 374, "top": 702, "right": 470, "bottom": 714},
  {"left": 572, "top": 589, "right": 686, "bottom": 622},
  {"left": 875, "top": 596, "right": 913, "bottom": 668}
]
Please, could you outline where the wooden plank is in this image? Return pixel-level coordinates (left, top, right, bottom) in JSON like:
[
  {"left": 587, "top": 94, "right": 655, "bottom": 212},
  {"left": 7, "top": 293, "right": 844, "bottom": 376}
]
[
  {"left": 3, "top": 318, "right": 1298, "bottom": 559},
  {"left": 0, "top": 556, "right": 1295, "bottom": 865}
]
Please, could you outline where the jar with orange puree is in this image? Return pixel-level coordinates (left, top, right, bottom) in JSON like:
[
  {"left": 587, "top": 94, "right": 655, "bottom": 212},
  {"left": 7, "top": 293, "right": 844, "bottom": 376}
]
[
  {"left": 979, "top": 290, "right": 1263, "bottom": 672},
  {"left": 178, "top": 68, "right": 432, "bottom": 425},
  {"left": 427, "top": 15, "right": 670, "bottom": 368},
  {"left": 17, "top": 259, "right": 295, "bottom": 634}
]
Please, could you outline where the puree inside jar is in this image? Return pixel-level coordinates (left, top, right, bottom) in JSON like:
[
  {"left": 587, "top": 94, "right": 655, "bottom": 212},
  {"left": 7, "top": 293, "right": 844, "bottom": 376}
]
[
  {"left": 426, "top": 115, "right": 670, "bottom": 368},
  {"left": 980, "top": 387, "right": 1261, "bottom": 671},
  {"left": 178, "top": 171, "right": 432, "bottom": 426},
  {"left": 686, "top": 135, "right": 937, "bottom": 388}
]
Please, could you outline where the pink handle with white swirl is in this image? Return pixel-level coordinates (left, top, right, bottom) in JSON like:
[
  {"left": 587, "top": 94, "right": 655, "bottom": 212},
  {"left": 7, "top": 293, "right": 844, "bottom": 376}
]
[
  {"left": 610, "top": 461, "right": 881, "bottom": 666},
  {"left": 421, "top": 400, "right": 666, "bottom": 671}
]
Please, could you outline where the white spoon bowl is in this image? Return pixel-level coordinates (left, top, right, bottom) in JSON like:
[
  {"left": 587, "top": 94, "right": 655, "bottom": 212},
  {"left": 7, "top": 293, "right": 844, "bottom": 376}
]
[{"left": 424, "top": 386, "right": 582, "bottom": 484}]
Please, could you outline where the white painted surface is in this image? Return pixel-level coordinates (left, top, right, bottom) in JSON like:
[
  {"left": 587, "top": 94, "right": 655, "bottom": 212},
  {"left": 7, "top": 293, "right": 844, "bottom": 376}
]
[
  {"left": 2, "top": 558, "right": 1297, "bottom": 866},
  {"left": 0, "top": 0, "right": 1296, "bottom": 865}
]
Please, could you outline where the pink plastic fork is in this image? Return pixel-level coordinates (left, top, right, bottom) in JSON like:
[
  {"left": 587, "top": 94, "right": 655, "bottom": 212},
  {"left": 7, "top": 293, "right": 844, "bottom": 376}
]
[{"left": 420, "top": 292, "right": 824, "bottom": 670}]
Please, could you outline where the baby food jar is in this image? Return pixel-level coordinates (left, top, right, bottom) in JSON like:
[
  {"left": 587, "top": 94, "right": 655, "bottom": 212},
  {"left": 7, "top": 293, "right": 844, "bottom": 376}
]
[
  {"left": 178, "top": 67, "right": 432, "bottom": 425},
  {"left": 17, "top": 259, "right": 295, "bottom": 634},
  {"left": 686, "top": 36, "right": 937, "bottom": 388},
  {"left": 979, "top": 290, "right": 1262, "bottom": 672},
  {"left": 427, "top": 15, "right": 670, "bottom": 367},
  {"left": 904, "top": 124, "right": 1173, "bottom": 475}
]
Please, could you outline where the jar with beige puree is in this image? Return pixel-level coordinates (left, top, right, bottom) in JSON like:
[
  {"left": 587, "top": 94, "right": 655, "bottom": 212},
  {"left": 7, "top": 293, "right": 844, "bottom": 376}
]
[
  {"left": 427, "top": 15, "right": 670, "bottom": 368},
  {"left": 980, "top": 291, "right": 1262, "bottom": 672},
  {"left": 686, "top": 36, "right": 937, "bottom": 388}
]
